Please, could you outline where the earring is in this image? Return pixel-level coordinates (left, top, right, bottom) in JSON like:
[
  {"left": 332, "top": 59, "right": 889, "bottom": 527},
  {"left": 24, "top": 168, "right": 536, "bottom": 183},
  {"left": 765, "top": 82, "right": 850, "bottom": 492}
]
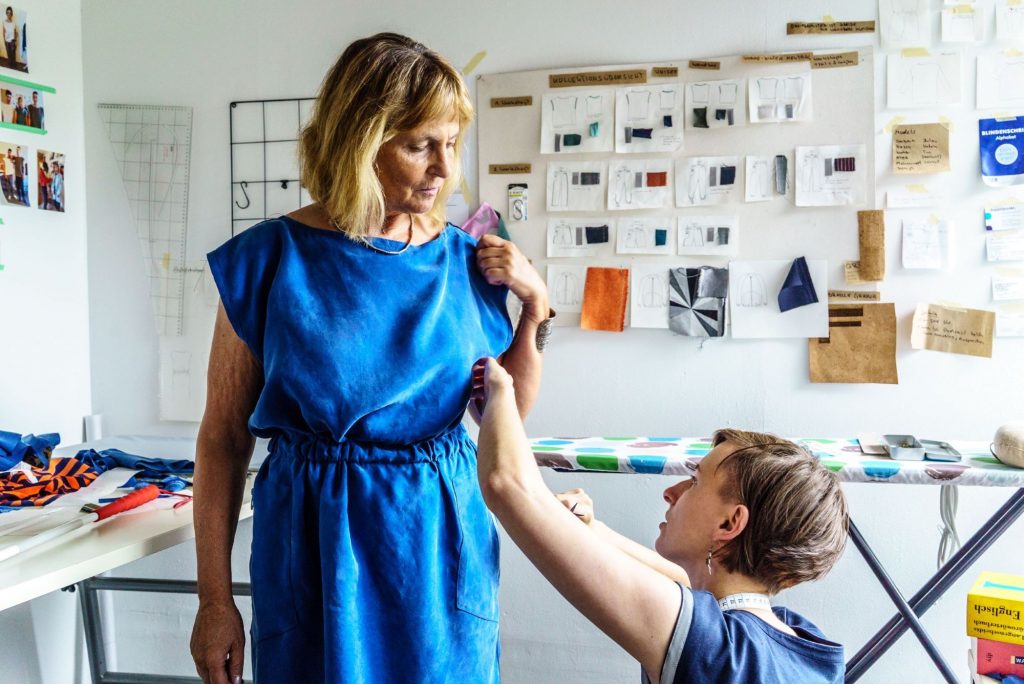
[{"left": 706, "top": 548, "right": 713, "bottom": 576}]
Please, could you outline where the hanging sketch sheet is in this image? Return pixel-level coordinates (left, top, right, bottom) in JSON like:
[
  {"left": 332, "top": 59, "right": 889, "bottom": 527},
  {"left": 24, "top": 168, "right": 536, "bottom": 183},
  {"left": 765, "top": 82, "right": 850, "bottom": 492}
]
[
  {"left": 158, "top": 262, "right": 218, "bottom": 420},
  {"left": 630, "top": 263, "right": 671, "bottom": 328},
  {"left": 616, "top": 216, "right": 674, "bottom": 255},
  {"left": 615, "top": 85, "right": 684, "bottom": 153},
  {"left": 902, "top": 217, "right": 951, "bottom": 269},
  {"left": 997, "top": 0, "right": 1024, "bottom": 41},
  {"left": 675, "top": 156, "right": 739, "bottom": 206},
  {"left": 744, "top": 154, "right": 790, "bottom": 202},
  {"left": 546, "top": 217, "right": 615, "bottom": 258},
  {"left": 99, "top": 104, "right": 193, "bottom": 337},
  {"left": 677, "top": 216, "right": 739, "bottom": 256},
  {"left": 748, "top": 72, "right": 812, "bottom": 124},
  {"left": 729, "top": 259, "right": 829, "bottom": 338},
  {"left": 669, "top": 266, "right": 729, "bottom": 337},
  {"left": 977, "top": 53, "right": 1024, "bottom": 109},
  {"left": 546, "top": 264, "right": 587, "bottom": 313},
  {"left": 887, "top": 52, "right": 962, "bottom": 108},
  {"left": 546, "top": 162, "right": 606, "bottom": 211},
  {"left": 987, "top": 229, "right": 1024, "bottom": 261},
  {"left": 880, "top": 0, "right": 931, "bottom": 48},
  {"left": 607, "top": 159, "right": 673, "bottom": 210},
  {"left": 685, "top": 79, "right": 746, "bottom": 130},
  {"left": 795, "top": 145, "right": 866, "bottom": 207},
  {"left": 941, "top": 6, "right": 984, "bottom": 43},
  {"left": 540, "top": 89, "right": 614, "bottom": 154}
]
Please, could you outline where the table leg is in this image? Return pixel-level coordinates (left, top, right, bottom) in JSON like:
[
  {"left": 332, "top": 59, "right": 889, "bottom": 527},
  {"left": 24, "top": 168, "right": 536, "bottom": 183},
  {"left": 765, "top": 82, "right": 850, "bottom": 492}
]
[
  {"left": 846, "top": 521, "right": 960, "bottom": 684},
  {"left": 845, "top": 488, "right": 1024, "bottom": 682}
]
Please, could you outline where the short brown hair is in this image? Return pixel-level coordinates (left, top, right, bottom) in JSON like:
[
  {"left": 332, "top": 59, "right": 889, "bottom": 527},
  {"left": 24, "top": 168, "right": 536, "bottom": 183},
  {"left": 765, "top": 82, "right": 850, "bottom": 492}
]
[
  {"left": 299, "top": 33, "right": 473, "bottom": 239},
  {"left": 710, "top": 429, "right": 848, "bottom": 594}
]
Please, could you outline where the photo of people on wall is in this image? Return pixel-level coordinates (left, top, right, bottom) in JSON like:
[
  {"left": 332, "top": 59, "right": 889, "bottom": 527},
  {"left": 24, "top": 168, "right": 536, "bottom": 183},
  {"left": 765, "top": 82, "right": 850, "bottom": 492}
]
[
  {"left": 38, "top": 149, "right": 63, "bottom": 212},
  {"left": 0, "top": 140, "right": 29, "bottom": 206},
  {"left": 1, "top": 6, "right": 27, "bottom": 73},
  {"left": 0, "top": 83, "right": 42, "bottom": 129}
]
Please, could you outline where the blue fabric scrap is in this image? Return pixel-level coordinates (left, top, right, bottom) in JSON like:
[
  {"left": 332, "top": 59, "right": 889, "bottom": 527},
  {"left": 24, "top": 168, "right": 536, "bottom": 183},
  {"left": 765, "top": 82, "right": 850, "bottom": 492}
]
[
  {"left": 777, "top": 256, "right": 818, "bottom": 312},
  {"left": 0, "top": 431, "right": 61, "bottom": 469},
  {"left": 75, "top": 448, "right": 194, "bottom": 480}
]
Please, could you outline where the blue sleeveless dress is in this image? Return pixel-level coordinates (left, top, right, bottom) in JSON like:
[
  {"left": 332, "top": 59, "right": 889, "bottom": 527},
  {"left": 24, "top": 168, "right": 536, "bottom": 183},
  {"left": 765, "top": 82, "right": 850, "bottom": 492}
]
[{"left": 207, "top": 216, "right": 513, "bottom": 683}]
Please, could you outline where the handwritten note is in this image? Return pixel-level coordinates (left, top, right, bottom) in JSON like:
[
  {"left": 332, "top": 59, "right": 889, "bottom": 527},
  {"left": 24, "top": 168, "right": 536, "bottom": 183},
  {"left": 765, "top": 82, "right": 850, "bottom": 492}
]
[
  {"left": 893, "top": 124, "right": 950, "bottom": 174},
  {"left": 902, "top": 218, "right": 950, "bottom": 269},
  {"left": 911, "top": 303, "right": 995, "bottom": 358}
]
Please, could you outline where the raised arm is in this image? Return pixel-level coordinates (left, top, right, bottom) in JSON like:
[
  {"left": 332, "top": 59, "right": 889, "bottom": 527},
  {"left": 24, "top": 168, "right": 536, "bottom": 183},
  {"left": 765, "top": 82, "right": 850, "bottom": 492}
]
[
  {"left": 474, "top": 359, "right": 681, "bottom": 683},
  {"left": 190, "top": 305, "right": 263, "bottom": 684},
  {"left": 475, "top": 235, "right": 549, "bottom": 419}
]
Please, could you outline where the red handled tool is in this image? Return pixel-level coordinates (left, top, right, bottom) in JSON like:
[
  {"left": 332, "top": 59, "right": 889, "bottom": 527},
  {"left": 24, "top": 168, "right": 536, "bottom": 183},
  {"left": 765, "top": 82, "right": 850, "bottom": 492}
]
[{"left": 0, "top": 485, "right": 161, "bottom": 563}]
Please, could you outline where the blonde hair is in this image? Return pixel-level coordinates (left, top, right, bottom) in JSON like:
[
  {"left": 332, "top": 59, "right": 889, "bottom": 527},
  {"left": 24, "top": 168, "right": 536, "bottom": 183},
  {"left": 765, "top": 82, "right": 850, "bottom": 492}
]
[
  {"left": 710, "top": 429, "right": 849, "bottom": 594},
  {"left": 299, "top": 33, "right": 473, "bottom": 239}
]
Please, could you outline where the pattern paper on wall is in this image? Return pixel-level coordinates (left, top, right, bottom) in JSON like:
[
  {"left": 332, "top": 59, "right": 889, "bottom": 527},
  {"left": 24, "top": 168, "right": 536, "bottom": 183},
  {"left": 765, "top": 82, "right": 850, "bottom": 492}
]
[
  {"left": 669, "top": 266, "right": 728, "bottom": 337},
  {"left": 676, "top": 216, "right": 738, "bottom": 256},
  {"left": 630, "top": 264, "right": 671, "bottom": 329},
  {"left": 744, "top": 154, "right": 789, "bottom": 202},
  {"left": 887, "top": 52, "right": 962, "bottom": 108},
  {"left": 976, "top": 54, "right": 1024, "bottom": 110},
  {"left": 540, "top": 89, "right": 614, "bottom": 154},
  {"left": 546, "top": 264, "right": 587, "bottom": 313},
  {"left": 615, "top": 85, "right": 684, "bottom": 153},
  {"left": 795, "top": 144, "right": 866, "bottom": 206},
  {"left": 607, "top": 159, "right": 673, "bottom": 210},
  {"left": 808, "top": 303, "right": 899, "bottom": 384},
  {"left": 748, "top": 72, "right": 812, "bottom": 123},
  {"left": 616, "top": 216, "right": 673, "bottom": 255},
  {"left": 902, "top": 217, "right": 951, "bottom": 269},
  {"left": 685, "top": 79, "right": 746, "bottom": 129},
  {"left": 728, "top": 259, "right": 829, "bottom": 338},
  {"left": 879, "top": 0, "right": 931, "bottom": 48},
  {"left": 675, "top": 156, "right": 739, "bottom": 206},
  {"left": 547, "top": 162, "right": 606, "bottom": 211},
  {"left": 546, "top": 217, "right": 615, "bottom": 258}
]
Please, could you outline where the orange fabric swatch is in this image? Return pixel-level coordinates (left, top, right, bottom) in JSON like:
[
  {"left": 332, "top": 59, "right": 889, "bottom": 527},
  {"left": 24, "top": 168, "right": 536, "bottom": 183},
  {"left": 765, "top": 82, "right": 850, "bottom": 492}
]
[
  {"left": 646, "top": 171, "right": 668, "bottom": 187},
  {"left": 581, "top": 267, "right": 629, "bottom": 332}
]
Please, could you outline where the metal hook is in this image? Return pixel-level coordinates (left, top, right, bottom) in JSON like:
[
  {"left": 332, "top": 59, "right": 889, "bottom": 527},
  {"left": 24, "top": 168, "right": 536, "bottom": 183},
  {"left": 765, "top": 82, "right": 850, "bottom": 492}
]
[
  {"left": 280, "top": 179, "right": 289, "bottom": 189},
  {"left": 235, "top": 181, "right": 251, "bottom": 210}
]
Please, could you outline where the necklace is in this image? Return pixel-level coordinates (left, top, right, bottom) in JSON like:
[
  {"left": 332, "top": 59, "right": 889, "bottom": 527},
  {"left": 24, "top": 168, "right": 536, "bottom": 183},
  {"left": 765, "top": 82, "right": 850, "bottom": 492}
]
[
  {"left": 330, "top": 213, "right": 415, "bottom": 255},
  {"left": 717, "top": 592, "right": 773, "bottom": 612}
]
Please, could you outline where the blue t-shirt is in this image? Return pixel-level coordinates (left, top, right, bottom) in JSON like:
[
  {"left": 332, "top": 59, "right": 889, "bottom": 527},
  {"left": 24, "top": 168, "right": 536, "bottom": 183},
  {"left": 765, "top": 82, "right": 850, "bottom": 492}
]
[{"left": 644, "top": 585, "right": 844, "bottom": 684}]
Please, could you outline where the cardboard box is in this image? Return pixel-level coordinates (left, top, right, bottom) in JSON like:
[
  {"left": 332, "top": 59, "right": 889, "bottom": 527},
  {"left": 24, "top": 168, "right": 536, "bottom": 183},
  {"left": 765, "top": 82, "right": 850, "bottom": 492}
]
[
  {"left": 972, "top": 637, "right": 1024, "bottom": 678},
  {"left": 967, "top": 572, "right": 1024, "bottom": 645}
]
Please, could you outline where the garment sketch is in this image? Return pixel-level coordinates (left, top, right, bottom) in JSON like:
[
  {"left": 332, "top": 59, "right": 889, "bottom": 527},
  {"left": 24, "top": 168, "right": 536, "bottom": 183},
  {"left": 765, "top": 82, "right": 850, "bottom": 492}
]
[
  {"left": 687, "top": 160, "right": 708, "bottom": 203},
  {"left": 799, "top": 150, "right": 824, "bottom": 193},
  {"left": 690, "top": 83, "right": 711, "bottom": 104},
  {"left": 613, "top": 166, "right": 634, "bottom": 207},
  {"left": 554, "top": 272, "right": 582, "bottom": 307},
  {"left": 747, "top": 159, "right": 770, "bottom": 200},
  {"left": 681, "top": 223, "right": 706, "bottom": 246},
  {"left": 551, "top": 96, "right": 579, "bottom": 128},
  {"left": 781, "top": 77, "right": 804, "bottom": 119},
  {"left": 639, "top": 273, "right": 669, "bottom": 308},
  {"left": 659, "top": 89, "right": 677, "bottom": 110},
  {"left": 551, "top": 223, "right": 574, "bottom": 246},
  {"left": 998, "top": 61, "right": 1024, "bottom": 104},
  {"left": 888, "top": 0, "right": 927, "bottom": 42},
  {"left": 550, "top": 169, "right": 569, "bottom": 208},
  {"left": 585, "top": 95, "right": 604, "bottom": 118},
  {"left": 625, "top": 223, "right": 652, "bottom": 248},
  {"left": 899, "top": 62, "right": 953, "bottom": 105},
  {"left": 626, "top": 90, "right": 651, "bottom": 122},
  {"left": 736, "top": 272, "right": 768, "bottom": 307}
]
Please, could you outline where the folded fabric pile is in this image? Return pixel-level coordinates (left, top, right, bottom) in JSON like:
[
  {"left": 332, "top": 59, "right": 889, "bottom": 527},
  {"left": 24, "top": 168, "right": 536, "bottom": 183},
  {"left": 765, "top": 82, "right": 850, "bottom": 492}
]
[{"left": 0, "top": 431, "right": 194, "bottom": 510}]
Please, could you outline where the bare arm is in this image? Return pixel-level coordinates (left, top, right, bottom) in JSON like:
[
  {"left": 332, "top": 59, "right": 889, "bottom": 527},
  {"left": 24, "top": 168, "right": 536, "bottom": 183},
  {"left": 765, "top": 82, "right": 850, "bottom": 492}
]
[
  {"left": 475, "top": 360, "right": 680, "bottom": 683},
  {"left": 556, "top": 489, "right": 690, "bottom": 585},
  {"left": 476, "top": 234, "right": 549, "bottom": 419},
  {"left": 191, "top": 305, "right": 262, "bottom": 684}
]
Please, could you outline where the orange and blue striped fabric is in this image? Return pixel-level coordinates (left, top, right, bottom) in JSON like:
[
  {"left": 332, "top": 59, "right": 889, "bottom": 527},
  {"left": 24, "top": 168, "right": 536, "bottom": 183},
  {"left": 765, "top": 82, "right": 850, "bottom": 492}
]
[{"left": 0, "top": 457, "right": 98, "bottom": 507}]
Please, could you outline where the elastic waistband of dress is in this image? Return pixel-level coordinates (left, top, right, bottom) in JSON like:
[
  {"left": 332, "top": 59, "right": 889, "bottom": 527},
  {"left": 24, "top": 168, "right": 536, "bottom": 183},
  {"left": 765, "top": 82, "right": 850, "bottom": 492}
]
[{"left": 267, "top": 424, "right": 472, "bottom": 464}]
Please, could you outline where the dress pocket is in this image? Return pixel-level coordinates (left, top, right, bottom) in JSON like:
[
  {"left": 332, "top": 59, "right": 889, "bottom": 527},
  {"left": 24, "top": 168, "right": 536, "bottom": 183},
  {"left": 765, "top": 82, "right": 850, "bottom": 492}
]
[
  {"left": 249, "top": 458, "right": 300, "bottom": 643},
  {"left": 449, "top": 458, "right": 501, "bottom": 623}
]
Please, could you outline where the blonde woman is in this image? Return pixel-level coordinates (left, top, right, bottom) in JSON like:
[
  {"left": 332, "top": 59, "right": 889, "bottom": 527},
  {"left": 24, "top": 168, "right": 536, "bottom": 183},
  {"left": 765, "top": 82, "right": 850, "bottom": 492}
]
[{"left": 190, "top": 34, "right": 549, "bottom": 684}]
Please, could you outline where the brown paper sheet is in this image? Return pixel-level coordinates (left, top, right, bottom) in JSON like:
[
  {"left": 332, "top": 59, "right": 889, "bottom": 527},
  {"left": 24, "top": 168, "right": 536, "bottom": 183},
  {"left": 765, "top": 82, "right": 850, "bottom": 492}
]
[
  {"left": 857, "top": 210, "right": 886, "bottom": 281},
  {"left": 488, "top": 163, "right": 532, "bottom": 174},
  {"left": 828, "top": 289, "right": 881, "bottom": 301},
  {"left": 911, "top": 303, "right": 995, "bottom": 358},
  {"left": 810, "top": 51, "right": 860, "bottom": 69},
  {"left": 651, "top": 66, "right": 679, "bottom": 77},
  {"left": 809, "top": 303, "right": 898, "bottom": 384},
  {"left": 581, "top": 267, "right": 629, "bottom": 332},
  {"left": 892, "top": 124, "right": 950, "bottom": 175},
  {"left": 549, "top": 69, "right": 646, "bottom": 88},
  {"left": 844, "top": 261, "right": 867, "bottom": 285},
  {"left": 490, "top": 96, "right": 532, "bottom": 108}
]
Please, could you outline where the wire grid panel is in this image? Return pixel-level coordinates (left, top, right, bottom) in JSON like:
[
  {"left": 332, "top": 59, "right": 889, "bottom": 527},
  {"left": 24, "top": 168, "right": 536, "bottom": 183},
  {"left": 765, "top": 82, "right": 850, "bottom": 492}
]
[
  {"left": 230, "top": 98, "right": 315, "bottom": 234},
  {"left": 99, "top": 104, "right": 193, "bottom": 337}
]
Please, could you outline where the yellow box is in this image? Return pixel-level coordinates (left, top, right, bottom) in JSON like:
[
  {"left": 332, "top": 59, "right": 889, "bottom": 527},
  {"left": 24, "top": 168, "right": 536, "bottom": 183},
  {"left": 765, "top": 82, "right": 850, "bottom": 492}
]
[{"left": 967, "top": 572, "right": 1024, "bottom": 645}]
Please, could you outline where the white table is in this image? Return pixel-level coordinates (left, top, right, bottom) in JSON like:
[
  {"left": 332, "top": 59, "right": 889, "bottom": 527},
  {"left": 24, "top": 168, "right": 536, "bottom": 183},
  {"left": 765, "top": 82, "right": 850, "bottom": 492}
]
[{"left": 0, "top": 435, "right": 253, "bottom": 684}]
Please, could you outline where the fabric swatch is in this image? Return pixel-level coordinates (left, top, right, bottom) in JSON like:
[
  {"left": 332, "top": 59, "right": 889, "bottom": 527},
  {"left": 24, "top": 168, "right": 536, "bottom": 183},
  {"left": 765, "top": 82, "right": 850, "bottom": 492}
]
[
  {"left": 581, "top": 267, "right": 629, "bottom": 332},
  {"left": 778, "top": 256, "right": 818, "bottom": 312},
  {"left": 647, "top": 171, "right": 668, "bottom": 187},
  {"left": 692, "top": 107, "right": 709, "bottom": 128},
  {"left": 719, "top": 165, "right": 737, "bottom": 185},
  {"left": 585, "top": 225, "right": 609, "bottom": 244},
  {"left": 669, "top": 267, "right": 728, "bottom": 337}
]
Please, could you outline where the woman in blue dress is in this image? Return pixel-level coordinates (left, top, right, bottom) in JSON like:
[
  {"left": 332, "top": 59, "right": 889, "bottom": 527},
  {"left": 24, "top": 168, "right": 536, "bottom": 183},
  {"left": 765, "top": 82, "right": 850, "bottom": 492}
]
[{"left": 190, "top": 33, "right": 550, "bottom": 684}]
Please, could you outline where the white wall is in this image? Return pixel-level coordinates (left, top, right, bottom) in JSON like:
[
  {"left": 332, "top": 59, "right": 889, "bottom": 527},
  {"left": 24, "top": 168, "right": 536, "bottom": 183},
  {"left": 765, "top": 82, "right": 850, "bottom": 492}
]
[
  {"left": 78, "top": 1, "right": 1023, "bottom": 682},
  {"left": 0, "top": 2, "right": 93, "bottom": 683}
]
